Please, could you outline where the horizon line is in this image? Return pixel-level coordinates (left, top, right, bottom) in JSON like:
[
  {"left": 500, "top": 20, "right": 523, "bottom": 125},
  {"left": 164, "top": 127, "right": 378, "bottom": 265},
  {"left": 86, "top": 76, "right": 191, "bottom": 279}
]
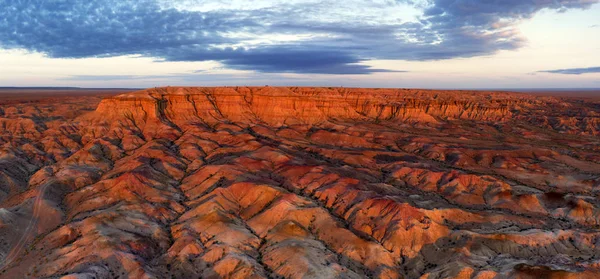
[{"left": 1, "top": 86, "right": 600, "bottom": 91}]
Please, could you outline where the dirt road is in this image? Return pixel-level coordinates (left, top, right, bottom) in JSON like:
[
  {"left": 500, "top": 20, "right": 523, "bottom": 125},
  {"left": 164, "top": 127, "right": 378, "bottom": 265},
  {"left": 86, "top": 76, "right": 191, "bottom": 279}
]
[{"left": 0, "top": 182, "right": 49, "bottom": 270}]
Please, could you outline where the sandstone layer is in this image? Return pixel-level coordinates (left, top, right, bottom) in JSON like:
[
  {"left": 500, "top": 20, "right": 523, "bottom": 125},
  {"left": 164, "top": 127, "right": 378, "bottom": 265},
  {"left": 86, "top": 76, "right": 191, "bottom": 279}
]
[{"left": 0, "top": 87, "right": 599, "bottom": 279}]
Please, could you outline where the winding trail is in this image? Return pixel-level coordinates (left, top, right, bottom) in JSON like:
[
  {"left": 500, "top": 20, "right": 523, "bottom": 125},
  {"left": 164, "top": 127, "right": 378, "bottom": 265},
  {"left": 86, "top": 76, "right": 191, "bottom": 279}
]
[{"left": 0, "top": 182, "right": 49, "bottom": 270}]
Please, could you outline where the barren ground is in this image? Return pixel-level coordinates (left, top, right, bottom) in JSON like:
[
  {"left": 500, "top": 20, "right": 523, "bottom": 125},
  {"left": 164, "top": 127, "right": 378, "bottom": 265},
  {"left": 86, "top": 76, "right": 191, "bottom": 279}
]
[{"left": 0, "top": 87, "right": 599, "bottom": 279}]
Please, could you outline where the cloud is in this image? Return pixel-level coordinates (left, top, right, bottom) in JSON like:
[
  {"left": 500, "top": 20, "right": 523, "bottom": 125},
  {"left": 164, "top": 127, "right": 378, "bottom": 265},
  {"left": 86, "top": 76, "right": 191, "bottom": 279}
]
[
  {"left": 162, "top": 46, "right": 406, "bottom": 74},
  {"left": 414, "top": 0, "right": 598, "bottom": 59},
  {"left": 59, "top": 72, "right": 325, "bottom": 86},
  {"left": 61, "top": 75, "right": 176, "bottom": 81},
  {"left": 539, "top": 67, "right": 600, "bottom": 75},
  {"left": 0, "top": 0, "right": 597, "bottom": 74}
]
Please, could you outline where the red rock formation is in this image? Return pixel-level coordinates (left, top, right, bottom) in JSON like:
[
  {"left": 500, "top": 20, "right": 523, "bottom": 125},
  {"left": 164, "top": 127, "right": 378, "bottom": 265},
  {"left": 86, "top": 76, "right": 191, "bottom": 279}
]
[{"left": 0, "top": 87, "right": 599, "bottom": 279}]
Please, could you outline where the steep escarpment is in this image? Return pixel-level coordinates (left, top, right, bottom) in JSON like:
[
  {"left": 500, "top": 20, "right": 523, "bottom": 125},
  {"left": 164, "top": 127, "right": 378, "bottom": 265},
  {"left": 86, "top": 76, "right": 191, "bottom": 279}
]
[
  {"left": 91, "top": 87, "right": 517, "bottom": 125},
  {"left": 87, "top": 87, "right": 600, "bottom": 139},
  {"left": 1, "top": 88, "right": 599, "bottom": 279}
]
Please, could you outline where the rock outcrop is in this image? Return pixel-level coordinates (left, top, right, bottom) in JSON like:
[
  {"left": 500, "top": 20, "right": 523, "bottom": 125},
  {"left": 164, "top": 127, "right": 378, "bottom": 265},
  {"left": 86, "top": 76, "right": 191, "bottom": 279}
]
[
  {"left": 1, "top": 87, "right": 599, "bottom": 279},
  {"left": 90, "top": 87, "right": 521, "bottom": 126}
]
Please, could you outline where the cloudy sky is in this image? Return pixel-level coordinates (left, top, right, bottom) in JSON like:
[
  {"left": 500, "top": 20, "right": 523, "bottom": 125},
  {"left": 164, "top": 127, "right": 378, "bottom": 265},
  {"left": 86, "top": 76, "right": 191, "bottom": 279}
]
[{"left": 0, "top": 0, "right": 599, "bottom": 88}]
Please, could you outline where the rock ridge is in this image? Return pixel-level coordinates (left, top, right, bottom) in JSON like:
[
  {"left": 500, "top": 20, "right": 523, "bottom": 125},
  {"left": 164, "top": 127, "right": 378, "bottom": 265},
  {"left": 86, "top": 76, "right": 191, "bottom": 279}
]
[{"left": 92, "top": 87, "right": 519, "bottom": 125}]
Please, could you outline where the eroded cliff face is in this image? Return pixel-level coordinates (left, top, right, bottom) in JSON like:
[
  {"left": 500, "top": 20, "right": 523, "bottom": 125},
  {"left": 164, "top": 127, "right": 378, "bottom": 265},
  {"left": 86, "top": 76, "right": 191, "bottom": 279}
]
[
  {"left": 87, "top": 87, "right": 600, "bottom": 139},
  {"left": 91, "top": 86, "right": 517, "bottom": 126},
  {"left": 1, "top": 88, "right": 600, "bottom": 279}
]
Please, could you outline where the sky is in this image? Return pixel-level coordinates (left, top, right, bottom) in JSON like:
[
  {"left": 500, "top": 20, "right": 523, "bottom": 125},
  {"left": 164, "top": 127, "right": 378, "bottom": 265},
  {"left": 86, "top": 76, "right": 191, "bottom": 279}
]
[{"left": 0, "top": 0, "right": 599, "bottom": 89}]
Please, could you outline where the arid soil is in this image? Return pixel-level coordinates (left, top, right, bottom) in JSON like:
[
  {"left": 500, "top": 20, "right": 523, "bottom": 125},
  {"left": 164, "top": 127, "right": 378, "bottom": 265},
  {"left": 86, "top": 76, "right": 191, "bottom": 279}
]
[{"left": 0, "top": 87, "right": 599, "bottom": 279}]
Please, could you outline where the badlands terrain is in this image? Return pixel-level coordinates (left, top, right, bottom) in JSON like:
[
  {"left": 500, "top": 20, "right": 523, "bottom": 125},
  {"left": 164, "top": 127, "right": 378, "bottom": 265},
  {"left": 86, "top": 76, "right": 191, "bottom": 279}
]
[{"left": 0, "top": 87, "right": 599, "bottom": 279}]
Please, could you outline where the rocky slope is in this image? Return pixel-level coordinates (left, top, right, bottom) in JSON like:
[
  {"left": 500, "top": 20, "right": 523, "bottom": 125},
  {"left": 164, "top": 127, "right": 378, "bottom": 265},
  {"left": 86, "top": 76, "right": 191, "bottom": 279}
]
[{"left": 0, "top": 87, "right": 599, "bottom": 279}]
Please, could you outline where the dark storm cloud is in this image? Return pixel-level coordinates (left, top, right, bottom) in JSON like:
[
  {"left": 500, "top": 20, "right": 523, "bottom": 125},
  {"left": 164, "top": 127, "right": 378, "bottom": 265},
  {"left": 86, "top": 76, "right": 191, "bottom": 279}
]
[
  {"left": 160, "top": 46, "right": 404, "bottom": 74},
  {"left": 0, "top": 0, "right": 597, "bottom": 74},
  {"left": 539, "top": 67, "right": 600, "bottom": 75}
]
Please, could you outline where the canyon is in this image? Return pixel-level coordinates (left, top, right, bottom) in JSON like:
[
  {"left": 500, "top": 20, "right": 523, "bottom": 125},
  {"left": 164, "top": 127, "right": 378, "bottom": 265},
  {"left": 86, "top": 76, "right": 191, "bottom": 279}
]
[{"left": 0, "top": 87, "right": 599, "bottom": 279}]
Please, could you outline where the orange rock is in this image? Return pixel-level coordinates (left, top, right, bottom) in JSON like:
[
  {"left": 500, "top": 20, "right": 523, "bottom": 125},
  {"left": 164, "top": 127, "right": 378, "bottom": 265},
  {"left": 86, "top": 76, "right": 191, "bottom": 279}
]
[{"left": 1, "top": 87, "right": 600, "bottom": 278}]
